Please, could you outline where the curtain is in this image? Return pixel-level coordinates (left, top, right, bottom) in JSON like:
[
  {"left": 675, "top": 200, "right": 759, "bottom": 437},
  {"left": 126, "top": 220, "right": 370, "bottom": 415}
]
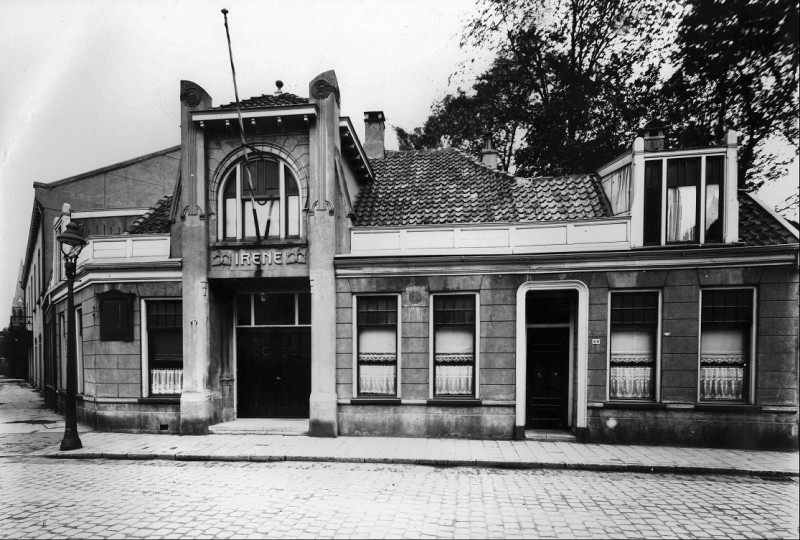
[{"left": 151, "top": 368, "right": 183, "bottom": 395}]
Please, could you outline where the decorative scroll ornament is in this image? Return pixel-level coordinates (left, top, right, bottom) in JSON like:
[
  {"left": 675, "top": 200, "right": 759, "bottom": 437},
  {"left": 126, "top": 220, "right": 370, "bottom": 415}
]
[
  {"left": 180, "top": 87, "right": 202, "bottom": 107},
  {"left": 311, "top": 79, "right": 340, "bottom": 106}
]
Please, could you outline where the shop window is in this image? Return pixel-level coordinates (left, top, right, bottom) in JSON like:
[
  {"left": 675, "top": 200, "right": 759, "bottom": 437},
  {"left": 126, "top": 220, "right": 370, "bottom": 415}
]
[
  {"left": 219, "top": 157, "right": 301, "bottom": 241},
  {"left": 609, "top": 291, "right": 659, "bottom": 400},
  {"left": 99, "top": 290, "right": 134, "bottom": 341},
  {"left": 147, "top": 300, "right": 183, "bottom": 395},
  {"left": 700, "top": 289, "right": 753, "bottom": 402},
  {"left": 356, "top": 296, "right": 399, "bottom": 397},
  {"left": 236, "top": 292, "right": 311, "bottom": 327},
  {"left": 644, "top": 155, "right": 725, "bottom": 245},
  {"left": 432, "top": 294, "right": 477, "bottom": 397}
]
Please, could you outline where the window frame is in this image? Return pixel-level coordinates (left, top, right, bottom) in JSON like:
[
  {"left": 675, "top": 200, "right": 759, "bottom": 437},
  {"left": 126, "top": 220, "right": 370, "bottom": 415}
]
[
  {"left": 644, "top": 153, "right": 726, "bottom": 246},
  {"left": 429, "top": 292, "right": 481, "bottom": 400},
  {"left": 606, "top": 289, "right": 662, "bottom": 402},
  {"left": 352, "top": 294, "right": 402, "bottom": 399},
  {"left": 141, "top": 298, "right": 184, "bottom": 398},
  {"left": 217, "top": 156, "right": 303, "bottom": 242},
  {"left": 697, "top": 287, "right": 756, "bottom": 404}
]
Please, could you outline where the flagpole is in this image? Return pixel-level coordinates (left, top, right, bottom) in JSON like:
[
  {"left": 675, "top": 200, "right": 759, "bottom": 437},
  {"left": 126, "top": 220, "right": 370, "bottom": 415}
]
[{"left": 221, "top": 8, "right": 262, "bottom": 243}]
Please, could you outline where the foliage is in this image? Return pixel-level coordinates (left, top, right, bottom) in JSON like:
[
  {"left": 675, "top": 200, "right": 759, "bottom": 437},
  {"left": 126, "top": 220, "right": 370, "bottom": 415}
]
[
  {"left": 397, "top": 0, "right": 678, "bottom": 176},
  {"left": 397, "top": 0, "right": 799, "bottom": 189},
  {"left": 662, "top": 0, "right": 799, "bottom": 190}
]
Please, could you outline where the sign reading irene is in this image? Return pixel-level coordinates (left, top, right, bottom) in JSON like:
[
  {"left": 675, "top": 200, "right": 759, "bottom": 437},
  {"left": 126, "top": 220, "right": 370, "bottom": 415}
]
[{"left": 211, "top": 248, "right": 307, "bottom": 268}]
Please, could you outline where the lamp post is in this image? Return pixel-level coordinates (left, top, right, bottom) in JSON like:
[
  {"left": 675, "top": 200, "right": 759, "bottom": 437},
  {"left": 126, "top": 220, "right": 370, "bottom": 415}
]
[{"left": 57, "top": 220, "right": 86, "bottom": 451}]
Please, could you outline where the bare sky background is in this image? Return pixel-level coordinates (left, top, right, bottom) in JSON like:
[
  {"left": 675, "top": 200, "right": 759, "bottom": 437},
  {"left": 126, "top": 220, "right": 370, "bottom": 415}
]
[{"left": 0, "top": 0, "right": 796, "bottom": 323}]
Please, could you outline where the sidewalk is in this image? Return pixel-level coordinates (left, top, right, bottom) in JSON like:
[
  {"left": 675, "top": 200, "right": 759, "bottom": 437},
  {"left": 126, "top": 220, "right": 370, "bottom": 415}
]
[{"left": 3, "top": 376, "right": 798, "bottom": 476}]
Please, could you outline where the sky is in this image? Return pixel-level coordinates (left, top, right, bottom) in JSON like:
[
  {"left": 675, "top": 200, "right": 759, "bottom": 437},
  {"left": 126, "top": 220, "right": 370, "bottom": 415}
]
[{"left": 0, "top": 0, "right": 797, "bottom": 323}]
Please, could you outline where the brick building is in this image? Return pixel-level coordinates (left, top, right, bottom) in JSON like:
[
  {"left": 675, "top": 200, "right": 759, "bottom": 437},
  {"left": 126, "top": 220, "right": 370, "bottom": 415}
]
[{"left": 19, "top": 71, "right": 799, "bottom": 449}]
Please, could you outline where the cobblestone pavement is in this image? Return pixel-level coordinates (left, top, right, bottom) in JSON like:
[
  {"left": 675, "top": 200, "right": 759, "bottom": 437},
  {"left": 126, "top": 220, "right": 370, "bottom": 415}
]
[{"left": 1, "top": 458, "right": 797, "bottom": 539}]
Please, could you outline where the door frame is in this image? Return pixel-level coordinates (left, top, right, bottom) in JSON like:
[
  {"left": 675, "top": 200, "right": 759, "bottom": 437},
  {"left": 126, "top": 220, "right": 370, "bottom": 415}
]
[{"left": 515, "top": 281, "right": 588, "bottom": 435}]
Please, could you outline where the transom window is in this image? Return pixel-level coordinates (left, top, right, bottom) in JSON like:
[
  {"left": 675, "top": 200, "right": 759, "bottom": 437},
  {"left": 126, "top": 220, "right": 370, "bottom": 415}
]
[
  {"left": 236, "top": 292, "right": 311, "bottom": 327},
  {"left": 644, "top": 155, "right": 725, "bottom": 245},
  {"left": 700, "top": 289, "right": 753, "bottom": 402},
  {"left": 220, "top": 157, "right": 301, "bottom": 241},
  {"left": 609, "top": 291, "right": 659, "bottom": 401}
]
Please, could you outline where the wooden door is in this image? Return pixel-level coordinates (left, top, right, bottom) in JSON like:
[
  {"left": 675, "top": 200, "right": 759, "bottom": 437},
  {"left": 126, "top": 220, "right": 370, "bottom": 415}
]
[
  {"left": 526, "top": 327, "right": 570, "bottom": 429},
  {"left": 237, "top": 327, "right": 311, "bottom": 418}
]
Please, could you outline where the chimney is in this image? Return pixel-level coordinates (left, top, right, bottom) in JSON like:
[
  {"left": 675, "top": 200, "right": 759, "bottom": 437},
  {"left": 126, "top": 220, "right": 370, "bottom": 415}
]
[
  {"left": 481, "top": 133, "right": 499, "bottom": 169},
  {"left": 637, "top": 121, "right": 667, "bottom": 152},
  {"left": 364, "top": 111, "right": 385, "bottom": 160}
]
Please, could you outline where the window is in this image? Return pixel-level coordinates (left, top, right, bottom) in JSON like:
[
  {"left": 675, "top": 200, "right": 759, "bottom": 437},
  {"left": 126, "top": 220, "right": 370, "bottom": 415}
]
[
  {"left": 236, "top": 292, "right": 311, "bottom": 326},
  {"left": 432, "top": 294, "right": 477, "bottom": 397},
  {"left": 700, "top": 289, "right": 753, "bottom": 402},
  {"left": 355, "top": 296, "right": 399, "bottom": 397},
  {"left": 609, "top": 292, "right": 659, "bottom": 400},
  {"left": 99, "top": 290, "right": 135, "bottom": 341},
  {"left": 644, "top": 154, "right": 725, "bottom": 245},
  {"left": 146, "top": 300, "right": 183, "bottom": 395},
  {"left": 76, "top": 308, "right": 84, "bottom": 395},
  {"left": 220, "top": 157, "right": 301, "bottom": 241}
]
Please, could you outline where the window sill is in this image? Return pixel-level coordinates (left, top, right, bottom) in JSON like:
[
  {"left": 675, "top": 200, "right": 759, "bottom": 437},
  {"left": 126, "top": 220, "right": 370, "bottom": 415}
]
[
  {"left": 138, "top": 396, "right": 181, "bottom": 404},
  {"left": 350, "top": 398, "right": 401, "bottom": 405},
  {"left": 210, "top": 239, "right": 307, "bottom": 249},
  {"left": 427, "top": 398, "right": 482, "bottom": 407},
  {"left": 597, "top": 401, "right": 665, "bottom": 410},
  {"left": 694, "top": 403, "right": 761, "bottom": 413}
]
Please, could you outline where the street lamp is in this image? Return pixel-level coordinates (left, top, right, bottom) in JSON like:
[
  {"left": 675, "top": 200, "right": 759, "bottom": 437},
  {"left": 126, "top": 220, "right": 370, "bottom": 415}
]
[{"left": 57, "top": 220, "right": 86, "bottom": 451}]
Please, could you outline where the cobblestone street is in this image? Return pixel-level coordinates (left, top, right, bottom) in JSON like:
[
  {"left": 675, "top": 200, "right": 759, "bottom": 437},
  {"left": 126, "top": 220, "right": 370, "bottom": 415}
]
[{"left": 1, "top": 457, "right": 797, "bottom": 539}]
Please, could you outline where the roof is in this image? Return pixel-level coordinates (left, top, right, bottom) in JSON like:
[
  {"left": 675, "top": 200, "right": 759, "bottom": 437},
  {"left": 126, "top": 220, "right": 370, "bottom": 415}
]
[
  {"left": 353, "top": 149, "right": 612, "bottom": 227},
  {"left": 126, "top": 195, "right": 173, "bottom": 234},
  {"left": 738, "top": 193, "right": 799, "bottom": 246},
  {"left": 216, "top": 92, "right": 309, "bottom": 110}
]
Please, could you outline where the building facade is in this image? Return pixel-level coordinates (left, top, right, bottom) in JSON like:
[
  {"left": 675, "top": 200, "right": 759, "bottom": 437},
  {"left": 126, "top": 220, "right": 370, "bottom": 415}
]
[{"left": 19, "top": 71, "right": 799, "bottom": 449}]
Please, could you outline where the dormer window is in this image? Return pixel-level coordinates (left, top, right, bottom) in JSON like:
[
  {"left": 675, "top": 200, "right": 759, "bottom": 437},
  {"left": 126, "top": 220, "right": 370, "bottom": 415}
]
[
  {"left": 219, "top": 157, "right": 301, "bottom": 241},
  {"left": 643, "top": 154, "right": 725, "bottom": 245}
]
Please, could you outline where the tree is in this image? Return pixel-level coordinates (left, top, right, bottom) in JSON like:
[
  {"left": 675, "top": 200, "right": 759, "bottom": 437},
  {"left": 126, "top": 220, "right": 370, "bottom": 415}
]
[
  {"left": 397, "top": 0, "right": 678, "bottom": 176},
  {"left": 662, "top": 0, "right": 799, "bottom": 190}
]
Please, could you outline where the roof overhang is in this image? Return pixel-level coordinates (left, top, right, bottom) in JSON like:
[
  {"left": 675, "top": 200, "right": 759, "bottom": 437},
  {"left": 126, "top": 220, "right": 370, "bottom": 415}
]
[
  {"left": 339, "top": 117, "right": 373, "bottom": 182},
  {"left": 191, "top": 104, "right": 318, "bottom": 123},
  {"left": 20, "top": 199, "right": 44, "bottom": 288}
]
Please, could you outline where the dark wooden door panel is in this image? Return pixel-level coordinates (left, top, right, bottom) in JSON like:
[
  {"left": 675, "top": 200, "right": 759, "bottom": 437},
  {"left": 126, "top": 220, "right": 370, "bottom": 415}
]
[
  {"left": 526, "top": 327, "right": 570, "bottom": 429},
  {"left": 237, "top": 327, "right": 311, "bottom": 418}
]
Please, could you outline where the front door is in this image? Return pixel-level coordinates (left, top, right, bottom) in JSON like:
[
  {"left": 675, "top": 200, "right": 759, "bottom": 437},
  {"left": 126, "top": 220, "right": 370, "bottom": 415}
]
[
  {"left": 237, "top": 327, "right": 311, "bottom": 418},
  {"left": 526, "top": 327, "right": 570, "bottom": 429}
]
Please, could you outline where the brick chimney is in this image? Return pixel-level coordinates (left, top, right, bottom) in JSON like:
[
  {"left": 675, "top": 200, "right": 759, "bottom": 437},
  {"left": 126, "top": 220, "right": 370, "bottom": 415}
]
[
  {"left": 637, "top": 121, "right": 667, "bottom": 152},
  {"left": 364, "top": 111, "right": 385, "bottom": 160},
  {"left": 481, "top": 133, "right": 499, "bottom": 169}
]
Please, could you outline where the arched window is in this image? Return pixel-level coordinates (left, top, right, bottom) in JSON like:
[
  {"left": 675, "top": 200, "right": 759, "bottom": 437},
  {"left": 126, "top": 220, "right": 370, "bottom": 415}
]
[{"left": 220, "top": 157, "right": 301, "bottom": 240}]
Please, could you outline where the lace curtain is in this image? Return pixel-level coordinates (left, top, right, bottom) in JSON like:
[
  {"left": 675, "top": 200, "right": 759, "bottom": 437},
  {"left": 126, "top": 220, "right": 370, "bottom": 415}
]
[
  {"left": 151, "top": 368, "right": 183, "bottom": 395},
  {"left": 610, "top": 328, "right": 654, "bottom": 400},
  {"left": 358, "top": 326, "right": 397, "bottom": 396},
  {"left": 700, "top": 328, "right": 747, "bottom": 401}
]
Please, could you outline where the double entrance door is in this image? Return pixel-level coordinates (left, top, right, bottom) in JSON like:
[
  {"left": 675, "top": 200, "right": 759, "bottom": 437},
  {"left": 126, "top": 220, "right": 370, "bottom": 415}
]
[{"left": 237, "top": 327, "right": 311, "bottom": 418}]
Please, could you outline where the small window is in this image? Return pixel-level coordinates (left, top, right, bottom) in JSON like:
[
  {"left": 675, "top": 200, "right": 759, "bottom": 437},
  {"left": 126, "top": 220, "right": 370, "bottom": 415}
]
[
  {"left": 356, "top": 296, "right": 398, "bottom": 396},
  {"left": 433, "top": 295, "right": 477, "bottom": 397},
  {"left": 99, "top": 290, "right": 134, "bottom": 341},
  {"left": 666, "top": 158, "right": 700, "bottom": 243},
  {"left": 643, "top": 161, "right": 662, "bottom": 245},
  {"left": 700, "top": 289, "right": 753, "bottom": 402},
  {"left": 609, "top": 292, "right": 658, "bottom": 400},
  {"left": 147, "top": 300, "right": 183, "bottom": 395},
  {"left": 704, "top": 156, "right": 724, "bottom": 243}
]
